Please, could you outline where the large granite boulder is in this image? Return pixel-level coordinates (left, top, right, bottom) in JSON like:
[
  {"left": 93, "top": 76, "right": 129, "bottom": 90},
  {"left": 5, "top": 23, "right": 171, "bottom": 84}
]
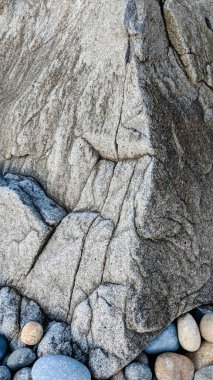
[{"left": 0, "top": 0, "right": 213, "bottom": 378}]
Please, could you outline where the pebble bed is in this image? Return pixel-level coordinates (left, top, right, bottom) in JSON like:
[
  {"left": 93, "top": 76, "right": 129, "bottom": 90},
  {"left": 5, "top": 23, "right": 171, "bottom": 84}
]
[{"left": 0, "top": 287, "right": 212, "bottom": 379}]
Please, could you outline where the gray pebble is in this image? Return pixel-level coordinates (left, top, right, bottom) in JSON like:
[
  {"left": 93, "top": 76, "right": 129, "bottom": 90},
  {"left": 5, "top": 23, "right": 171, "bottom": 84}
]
[
  {"left": 0, "top": 366, "right": 11, "bottom": 380},
  {"left": 194, "top": 365, "right": 213, "bottom": 380},
  {"left": 37, "top": 322, "right": 72, "bottom": 357},
  {"left": 7, "top": 348, "right": 36, "bottom": 371},
  {"left": 13, "top": 368, "right": 32, "bottom": 380},
  {"left": 125, "top": 363, "right": 152, "bottom": 380}
]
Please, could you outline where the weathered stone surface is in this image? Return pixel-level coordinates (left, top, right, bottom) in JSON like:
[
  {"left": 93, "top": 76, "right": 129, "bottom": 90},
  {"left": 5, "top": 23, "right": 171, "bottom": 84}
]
[
  {"left": 37, "top": 322, "right": 72, "bottom": 357},
  {"left": 0, "top": 0, "right": 213, "bottom": 378},
  {"left": 154, "top": 353, "right": 194, "bottom": 380},
  {"left": 0, "top": 174, "right": 66, "bottom": 288}
]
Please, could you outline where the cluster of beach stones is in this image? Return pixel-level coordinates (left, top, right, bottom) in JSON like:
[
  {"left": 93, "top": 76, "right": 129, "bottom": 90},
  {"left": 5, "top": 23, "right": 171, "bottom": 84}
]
[
  {"left": 114, "top": 304, "right": 213, "bottom": 380},
  {"left": 0, "top": 286, "right": 212, "bottom": 380}
]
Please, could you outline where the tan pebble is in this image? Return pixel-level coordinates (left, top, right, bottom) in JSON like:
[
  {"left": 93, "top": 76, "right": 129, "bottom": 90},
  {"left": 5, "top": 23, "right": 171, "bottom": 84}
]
[
  {"left": 155, "top": 352, "right": 194, "bottom": 380},
  {"left": 200, "top": 313, "right": 213, "bottom": 343},
  {"left": 177, "top": 313, "right": 201, "bottom": 352},
  {"left": 21, "top": 321, "right": 43, "bottom": 345},
  {"left": 135, "top": 352, "right": 149, "bottom": 365},
  {"left": 187, "top": 341, "right": 213, "bottom": 370}
]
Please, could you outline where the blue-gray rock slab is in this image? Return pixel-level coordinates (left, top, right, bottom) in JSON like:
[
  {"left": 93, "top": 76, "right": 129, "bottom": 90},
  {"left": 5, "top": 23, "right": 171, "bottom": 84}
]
[{"left": 31, "top": 355, "right": 91, "bottom": 380}]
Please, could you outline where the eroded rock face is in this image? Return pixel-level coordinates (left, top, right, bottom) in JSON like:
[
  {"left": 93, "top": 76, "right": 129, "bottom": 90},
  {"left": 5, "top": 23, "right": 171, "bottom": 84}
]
[{"left": 0, "top": 0, "right": 213, "bottom": 378}]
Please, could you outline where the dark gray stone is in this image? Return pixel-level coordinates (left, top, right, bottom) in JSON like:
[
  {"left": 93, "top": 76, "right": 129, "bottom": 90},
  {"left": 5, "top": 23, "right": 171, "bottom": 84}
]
[
  {"left": 7, "top": 348, "right": 36, "bottom": 371},
  {"left": 20, "top": 297, "right": 45, "bottom": 329}
]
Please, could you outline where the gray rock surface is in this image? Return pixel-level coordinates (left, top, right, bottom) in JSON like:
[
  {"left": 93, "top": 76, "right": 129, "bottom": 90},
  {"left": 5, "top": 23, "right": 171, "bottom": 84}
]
[{"left": 0, "top": 0, "right": 213, "bottom": 378}]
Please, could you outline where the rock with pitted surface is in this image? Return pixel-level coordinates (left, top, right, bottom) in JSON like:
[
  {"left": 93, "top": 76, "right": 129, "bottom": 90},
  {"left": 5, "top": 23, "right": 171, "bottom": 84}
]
[
  {"left": 155, "top": 353, "right": 194, "bottom": 380},
  {"left": 0, "top": 0, "right": 213, "bottom": 378}
]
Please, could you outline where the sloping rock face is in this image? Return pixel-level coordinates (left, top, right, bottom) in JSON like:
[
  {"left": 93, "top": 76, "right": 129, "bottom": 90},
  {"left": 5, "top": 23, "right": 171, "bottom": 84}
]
[{"left": 0, "top": 0, "right": 213, "bottom": 378}]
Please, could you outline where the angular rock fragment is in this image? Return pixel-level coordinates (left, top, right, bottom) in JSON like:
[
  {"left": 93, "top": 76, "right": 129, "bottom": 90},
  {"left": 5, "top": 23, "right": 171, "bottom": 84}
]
[{"left": 0, "top": 173, "right": 66, "bottom": 288}]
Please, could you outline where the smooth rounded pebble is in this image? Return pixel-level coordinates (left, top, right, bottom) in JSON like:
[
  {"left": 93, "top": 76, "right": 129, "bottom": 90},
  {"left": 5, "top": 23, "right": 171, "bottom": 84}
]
[
  {"left": 0, "top": 366, "right": 11, "bottom": 380},
  {"left": 125, "top": 363, "right": 152, "bottom": 380},
  {"left": 144, "top": 323, "right": 179, "bottom": 355},
  {"left": 32, "top": 355, "right": 91, "bottom": 380},
  {"left": 177, "top": 313, "right": 201, "bottom": 352},
  {"left": 0, "top": 335, "right": 8, "bottom": 360},
  {"left": 155, "top": 353, "right": 194, "bottom": 380},
  {"left": 194, "top": 365, "right": 213, "bottom": 380},
  {"left": 13, "top": 368, "right": 32, "bottom": 380},
  {"left": 187, "top": 341, "right": 213, "bottom": 369},
  {"left": 7, "top": 348, "right": 36, "bottom": 371},
  {"left": 135, "top": 352, "right": 149, "bottom": 365},
  {"left": 200, "top": 313, "right": 213, "bottom": 343},
  {"left": 21, "top": 321, "right": 43, "bottom": 346}
]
